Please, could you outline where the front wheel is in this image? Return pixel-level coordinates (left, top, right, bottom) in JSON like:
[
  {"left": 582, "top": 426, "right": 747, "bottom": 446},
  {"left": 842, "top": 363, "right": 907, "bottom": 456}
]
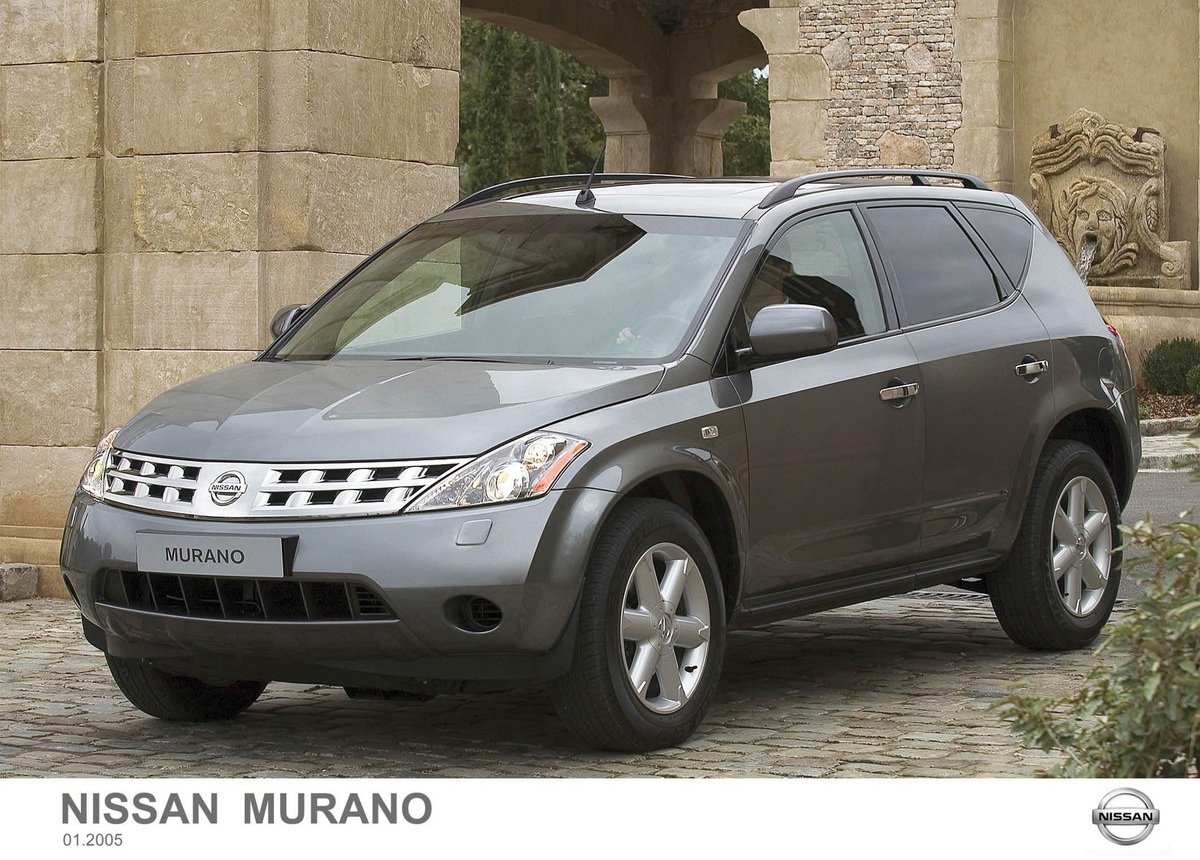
[
  {"left": 106, "top": 655, "right": 266, "bottom": 721},
  {"left": 990, "top": 440, "right": 1122, "bottom": 650},
  {"left": 550, "top": 498, "right": 726, "bottom": 751}
]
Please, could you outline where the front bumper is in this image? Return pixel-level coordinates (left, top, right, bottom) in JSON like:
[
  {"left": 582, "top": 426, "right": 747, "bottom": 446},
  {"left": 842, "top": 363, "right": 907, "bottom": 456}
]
[{"left": 61, "top": 487, "right": 614, "bottom": 686}]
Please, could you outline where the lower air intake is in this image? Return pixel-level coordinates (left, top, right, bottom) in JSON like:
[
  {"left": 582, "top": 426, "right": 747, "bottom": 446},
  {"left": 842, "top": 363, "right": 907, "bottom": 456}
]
[{"left": 99, "top": 570, "right": 394, "bottom": 622}]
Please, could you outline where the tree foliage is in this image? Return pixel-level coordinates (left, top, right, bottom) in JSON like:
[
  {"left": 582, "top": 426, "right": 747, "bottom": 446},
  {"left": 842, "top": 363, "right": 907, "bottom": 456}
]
[
  {"left": 997, "top": 484, "right": 1200, "bottom": 777},
  {"left": 533, "top": 42, "right": 569, "bottom": 176},
  {"left": 463, "top": 23, "right": 517, "bottom": 191},
  {"left": 458, "top": 19, "right": 606, "bottom": 193},
  {"left": 719, "top": 69, "right": 771, "bottom": 177},
  {"left": 458, "top": 20, "right": 772, "bottom": 190}
]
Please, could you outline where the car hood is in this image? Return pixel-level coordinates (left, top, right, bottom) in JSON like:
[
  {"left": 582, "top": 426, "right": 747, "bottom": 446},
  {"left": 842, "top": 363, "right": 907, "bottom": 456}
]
[{"left": 117, "top": 359, "right": 664, "bottom": 461}]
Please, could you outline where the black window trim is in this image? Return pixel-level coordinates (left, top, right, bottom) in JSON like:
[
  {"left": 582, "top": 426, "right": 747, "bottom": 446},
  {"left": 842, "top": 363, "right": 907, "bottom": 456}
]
[
  {"left": 761, "top": 203, "right": 902, "bottom": 335},
  {"left": 953, "top": 202, "right": 1036, "bottom": 291},
  {"left": 717, "top": 202, "right": 911, "bottom": 374},
  {"left": 858, "top": 199, "right": 1019, "bottom": 332}
]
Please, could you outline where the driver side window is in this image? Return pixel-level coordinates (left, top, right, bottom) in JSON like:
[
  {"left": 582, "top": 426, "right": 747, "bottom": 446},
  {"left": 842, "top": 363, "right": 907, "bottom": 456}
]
[{"left": 743, "top": 211, "right": 886, "bottom": 340}]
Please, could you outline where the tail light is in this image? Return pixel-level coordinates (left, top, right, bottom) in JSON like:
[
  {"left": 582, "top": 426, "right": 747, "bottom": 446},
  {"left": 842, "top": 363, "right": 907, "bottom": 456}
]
[{"left": 1103, "top": 317, "right": 1125, "bottom": 350}]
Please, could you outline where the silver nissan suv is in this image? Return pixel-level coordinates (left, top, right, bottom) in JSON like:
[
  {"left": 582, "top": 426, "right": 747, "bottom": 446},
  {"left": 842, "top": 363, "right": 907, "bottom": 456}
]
[{"left": 61, "top": 170, "right": 1140, "bottom": 751}]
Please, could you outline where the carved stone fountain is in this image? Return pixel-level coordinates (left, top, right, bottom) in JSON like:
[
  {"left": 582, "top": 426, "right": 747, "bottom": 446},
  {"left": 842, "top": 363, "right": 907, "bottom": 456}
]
[{"left": 1031, "top": 109, "right": 1200, "bottom": 381}]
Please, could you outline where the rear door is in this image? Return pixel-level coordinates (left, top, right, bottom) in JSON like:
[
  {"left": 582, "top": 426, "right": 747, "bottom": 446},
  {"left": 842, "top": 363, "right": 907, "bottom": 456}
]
[
  {"left": 733, "top": 207, "right": 926, "bottom": 599},
  {"left": 861, "top": 202, "right": 1051, "bottom": 559}
]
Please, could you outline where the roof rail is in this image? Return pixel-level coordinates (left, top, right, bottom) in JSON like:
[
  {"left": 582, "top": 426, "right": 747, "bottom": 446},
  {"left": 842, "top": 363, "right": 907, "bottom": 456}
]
[
  {"left": 757, "top": 169, "right": 992, "bottom": 209},
  {"left": 448, "top": 173, "right": 691, "bottom": 211}
]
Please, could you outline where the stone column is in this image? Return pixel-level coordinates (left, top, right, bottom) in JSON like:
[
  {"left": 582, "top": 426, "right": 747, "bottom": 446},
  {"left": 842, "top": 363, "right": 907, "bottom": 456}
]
[
  {"left": 0, "top": 0, "right": 103, "bottom": 576},
  {"left": 952, "top": 0, "right": 1014, "bottom": 191},
  {"left": 0, "top": 0, "right": 461, "bottom": 576},
  {"left": 103, "top": 0, "right": 459, "bottom": 431},
  {"left": 738, "top": 6, "right": 830, "bottom": 177},
  {"left": 592, "top": 78, "right": 745, "bottom": 176}
]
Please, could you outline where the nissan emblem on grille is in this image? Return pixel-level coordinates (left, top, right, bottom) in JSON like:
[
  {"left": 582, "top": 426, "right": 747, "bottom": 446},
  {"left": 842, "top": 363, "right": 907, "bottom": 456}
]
[{"left": 209, "top": 471, "right": 247, "bottom": 505}]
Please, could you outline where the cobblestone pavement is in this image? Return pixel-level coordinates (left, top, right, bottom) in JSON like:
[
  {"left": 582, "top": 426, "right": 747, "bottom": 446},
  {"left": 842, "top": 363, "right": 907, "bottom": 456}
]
[{"left": 0, "top": 594, "right": 1111, "bottom": 778}]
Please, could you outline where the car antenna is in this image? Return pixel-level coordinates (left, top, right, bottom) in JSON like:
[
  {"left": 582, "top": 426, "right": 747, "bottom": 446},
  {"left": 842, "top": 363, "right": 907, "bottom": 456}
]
[{"left": 576, "top": 143, "right": 606, "bottom": 207}]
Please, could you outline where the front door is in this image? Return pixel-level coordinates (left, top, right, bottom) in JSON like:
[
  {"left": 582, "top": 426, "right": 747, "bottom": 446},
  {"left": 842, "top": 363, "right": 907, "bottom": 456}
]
[{"left": 733, "top": 209, "right": 926, "bottom": 600}]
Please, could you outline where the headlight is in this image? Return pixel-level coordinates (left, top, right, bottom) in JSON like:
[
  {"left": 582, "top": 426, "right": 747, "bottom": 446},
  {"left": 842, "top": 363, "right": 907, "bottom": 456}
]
[
  {"left": 79, "top": 428, "right": 120, "bottom": 500},
  {"left": 408, "top": 432, "right": 588, "bottom": 512}
]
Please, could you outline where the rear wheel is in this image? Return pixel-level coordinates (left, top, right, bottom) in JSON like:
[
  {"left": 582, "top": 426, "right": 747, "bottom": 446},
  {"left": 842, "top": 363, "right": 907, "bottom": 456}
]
[
  {"left": 990, "top": 440, "right": 1122, "bottom": 650},
  {"left": 106, "top": 655, "right": 266, "bottom": 721},
  {"left": 550, "top": 498, "right": 726, "bottom": 751}
]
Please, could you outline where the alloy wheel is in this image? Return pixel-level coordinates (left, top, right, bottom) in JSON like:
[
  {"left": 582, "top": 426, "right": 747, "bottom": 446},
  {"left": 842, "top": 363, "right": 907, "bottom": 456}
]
[
  {"left": 1049, "top": 475, "right": 1112, "bottom": 616},
  {"left": 619, "top": 542, "right": 712, "bottom": 714}
]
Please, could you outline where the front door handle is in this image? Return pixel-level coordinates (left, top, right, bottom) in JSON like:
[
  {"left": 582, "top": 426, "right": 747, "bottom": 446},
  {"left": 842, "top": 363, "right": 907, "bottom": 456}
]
[
  {"left": 879, "top": 382, "right": 920, "bottom": 402},
  {"left": 1015, "top": 359, "right": 1049, "bottom": 377}
]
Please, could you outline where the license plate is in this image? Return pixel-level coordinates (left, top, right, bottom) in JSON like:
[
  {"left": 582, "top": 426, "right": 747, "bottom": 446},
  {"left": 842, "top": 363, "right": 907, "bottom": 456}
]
[{"left": 135, "top": 532, "right": 285, "bottom": 578}]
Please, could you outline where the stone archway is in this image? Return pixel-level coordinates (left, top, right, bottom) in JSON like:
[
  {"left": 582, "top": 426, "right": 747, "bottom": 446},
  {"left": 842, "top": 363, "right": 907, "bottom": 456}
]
[{"left": 461, "top": 0, "right": 769, "bottom": 175}]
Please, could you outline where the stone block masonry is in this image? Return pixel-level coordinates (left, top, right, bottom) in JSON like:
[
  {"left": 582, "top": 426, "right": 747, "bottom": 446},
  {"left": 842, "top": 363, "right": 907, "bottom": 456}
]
[
  {"left": 0, "top": 564, "right": 39, "bottom": 601},
  {"left": 804, "top": 0, "right": 962, "bottom": 168},
  {"left": 0, "top": 0, "right": 461, "bottom": 576},
  {"left": 743, "top": 0, "right": 962, "bottom": 173}
]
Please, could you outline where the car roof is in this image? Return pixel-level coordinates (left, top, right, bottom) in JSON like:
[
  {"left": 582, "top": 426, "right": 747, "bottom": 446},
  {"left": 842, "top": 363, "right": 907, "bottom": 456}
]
[
  {"left": 504, "top": 181, "right": 778, "bottom": 218},
  {"left": 442, "top": 172, "right": 1017, "bottom": 221}
]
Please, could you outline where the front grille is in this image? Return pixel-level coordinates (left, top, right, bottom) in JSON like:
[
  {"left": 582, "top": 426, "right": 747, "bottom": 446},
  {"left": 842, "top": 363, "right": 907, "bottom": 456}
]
[
  {"left": 101, "top": 450, "right": 469, "bottom": 519},
  {"left": 106, "top": 453, "right": 201, "bottom": 515},
  {"left": 99, "top": 569, "right": 395, "bottom": 622},
  {"left": 255, "top": 463, "right": 458, "bottom": 512}
]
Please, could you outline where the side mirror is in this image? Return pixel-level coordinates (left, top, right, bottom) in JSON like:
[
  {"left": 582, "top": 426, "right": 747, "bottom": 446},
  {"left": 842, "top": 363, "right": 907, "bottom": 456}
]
[
  {"left": 270, "top": 304, "right": 307, "bottom": 338},
  {"left": 748, "top": 304, "right": 838, "bottom": 358}
]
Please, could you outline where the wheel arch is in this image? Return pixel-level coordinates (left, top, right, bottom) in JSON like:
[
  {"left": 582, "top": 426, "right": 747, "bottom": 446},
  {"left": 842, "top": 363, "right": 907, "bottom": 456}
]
[
  {"left": 620, "top": 471, "right": 742, "bottom": 617},
  {"left": 579, "top": 466, "right": 744, "bottom": 619},
  {"left": 1045, "top": 407, "right": 1132, "bottom": 508}
]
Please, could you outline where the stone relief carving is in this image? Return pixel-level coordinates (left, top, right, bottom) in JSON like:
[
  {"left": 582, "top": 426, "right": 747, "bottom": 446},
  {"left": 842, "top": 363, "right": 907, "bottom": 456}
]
[{"left": 1030, "top": 109, "right": 1191, "bottom": 290}]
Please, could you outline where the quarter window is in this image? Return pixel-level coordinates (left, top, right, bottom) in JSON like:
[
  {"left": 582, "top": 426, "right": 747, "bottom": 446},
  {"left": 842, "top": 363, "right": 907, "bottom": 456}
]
[
  {"left": 958, "top": 205, "right": 1034, "bottom": 287},
  {"left": 867, "top": 205, "right": 1002, "bottom": 325},
  {"left": 743, "top": 210, "right": 886, "bottom": 340}
]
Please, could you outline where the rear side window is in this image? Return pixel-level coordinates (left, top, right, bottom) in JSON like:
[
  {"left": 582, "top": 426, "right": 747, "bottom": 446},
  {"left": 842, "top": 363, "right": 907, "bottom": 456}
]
[
  {"left": 959, "top": 205, "right": 1034, "bottom": 287},
  {"left": 866, "top": 205, "right": 1001, "bottom": 326}
]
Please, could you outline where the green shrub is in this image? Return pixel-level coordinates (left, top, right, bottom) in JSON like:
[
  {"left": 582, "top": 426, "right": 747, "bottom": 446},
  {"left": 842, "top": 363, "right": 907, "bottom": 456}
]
[
  {"left": 996, "top": 508, "right": 1200, "bottom": 777},
  {"left": 1142, "top": 337, "right": 1200, "bottom": 395},
  {"left": 1187, "top": 363, "right": 1200, "bottom": 398}
]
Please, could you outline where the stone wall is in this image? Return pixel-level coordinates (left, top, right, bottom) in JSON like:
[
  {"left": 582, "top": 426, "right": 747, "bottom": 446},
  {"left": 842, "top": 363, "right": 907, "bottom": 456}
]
[
  {"left": 802, "top": 0, "right": 961, "bottom": 168},
  {"left": 741, "top": 0, "right": 962, "bottom": 176},
  {"left": 0, "top": 0, "right": 103, "bottom": 579},
  {"left": 0, "top": 0, "right": 461, "bottom": 584},
  {"left": 1013, "top": 0, "right": 1199, "bottom": 288}
]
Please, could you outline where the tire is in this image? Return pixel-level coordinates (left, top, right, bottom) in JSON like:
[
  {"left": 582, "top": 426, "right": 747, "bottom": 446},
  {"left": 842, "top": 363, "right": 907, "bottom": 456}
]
[
  {"left": 550, "top": 498, "right": 726, "bottom": 751},
  {"left": 989, "top": 440, "right": 1122, "bottom": 650},
  {"left": 106, "top": 655, "right": 266, "bottom": 721}
]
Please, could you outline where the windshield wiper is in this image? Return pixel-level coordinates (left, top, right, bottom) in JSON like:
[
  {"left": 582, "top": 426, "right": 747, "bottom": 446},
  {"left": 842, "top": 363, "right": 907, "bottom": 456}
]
[{"left": 389, "top": 356, "right": 560, "bottom": 365}]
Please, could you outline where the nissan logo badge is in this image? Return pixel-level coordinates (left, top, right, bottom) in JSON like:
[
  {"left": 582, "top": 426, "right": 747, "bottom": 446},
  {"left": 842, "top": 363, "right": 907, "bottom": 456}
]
[
  {"left": 1092, "top": 788, "right": 1159, "bottom": 846},
  {"left": 209, "top": 471, "right": 247, "bottom": 506}
]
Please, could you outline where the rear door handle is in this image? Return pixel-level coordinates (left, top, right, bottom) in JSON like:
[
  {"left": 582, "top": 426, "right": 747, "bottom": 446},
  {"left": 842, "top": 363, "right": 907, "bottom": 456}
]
[
  {"left": 1015, "top": 359, "right": 1049, "bottom": 377},
  {"left": 879, "top": 382, "right": 920, "bottom": 401}
]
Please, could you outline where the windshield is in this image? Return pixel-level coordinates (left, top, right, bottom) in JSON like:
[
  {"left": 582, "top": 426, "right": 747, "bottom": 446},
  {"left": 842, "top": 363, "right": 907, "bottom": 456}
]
[{"left": 271, "top": 209, "right": 746, "bottom": 363}]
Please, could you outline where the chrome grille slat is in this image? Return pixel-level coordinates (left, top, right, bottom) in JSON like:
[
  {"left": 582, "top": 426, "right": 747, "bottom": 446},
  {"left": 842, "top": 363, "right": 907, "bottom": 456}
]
[
  {"left": 100, "top": 450, "right": 468, "bottom": 519},
  {"left": 258, "top": 477, "right": 440, "bottom": 493},
  {"left": 107, "top": 471, "right": 200, "bottom": 489}
]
